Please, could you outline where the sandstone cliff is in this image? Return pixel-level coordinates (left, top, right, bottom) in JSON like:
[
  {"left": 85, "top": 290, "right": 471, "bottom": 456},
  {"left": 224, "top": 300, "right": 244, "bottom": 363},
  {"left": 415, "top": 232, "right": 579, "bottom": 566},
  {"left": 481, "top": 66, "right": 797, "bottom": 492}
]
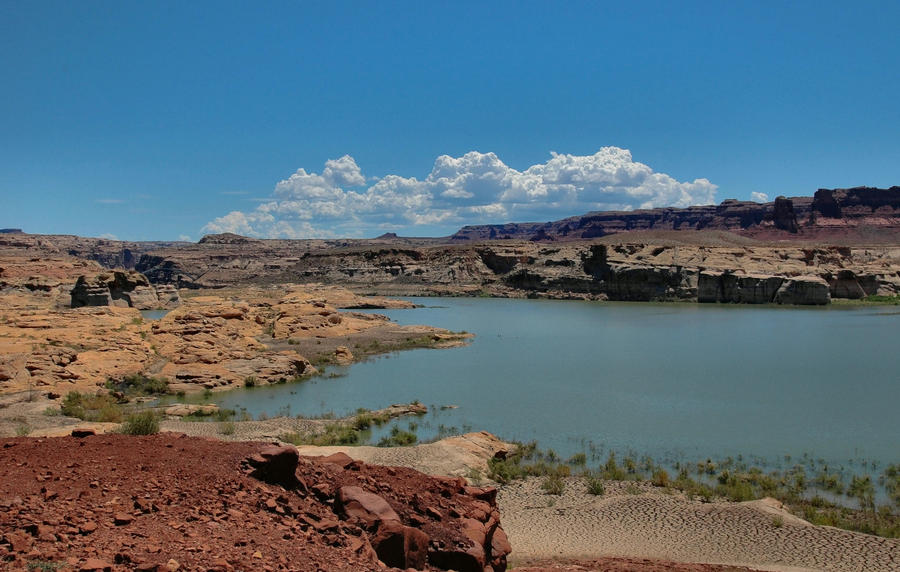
[
  {"left": 70, "top": 270, "right": 182, "bottom": 310},
  {"left": 450, "top": 186, "right": 900, "bottom": 242},
  {"left": 128, "top": 240, "right": 900, "bottom": 305}
]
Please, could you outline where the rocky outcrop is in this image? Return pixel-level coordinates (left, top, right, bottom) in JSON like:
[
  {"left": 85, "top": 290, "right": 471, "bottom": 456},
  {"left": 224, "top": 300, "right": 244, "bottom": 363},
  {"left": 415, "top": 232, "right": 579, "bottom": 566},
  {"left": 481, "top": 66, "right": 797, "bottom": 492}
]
[
  {"left": 772, "top": 196, "right": 799, "bottom": 233},
  {"left": 0, "top": 434, "right": 511, "bottom": 571},
  {"left": 70, "top": 271, "right": 181, "bottom": 310},
  {"left": 1, "top": 284, "right": 463, "bottom": 396},
  {"left": 698, "top": 272, "right": 829, "bottom": 305},
  {"left": 244, "top": 443, "right": 511, "bottom": 571},
  {"left": 773, "top": 277, "right": 831, "bottom": 305},
  {"left": 163, "top": 403, "right": 220, "bottom": 417}
]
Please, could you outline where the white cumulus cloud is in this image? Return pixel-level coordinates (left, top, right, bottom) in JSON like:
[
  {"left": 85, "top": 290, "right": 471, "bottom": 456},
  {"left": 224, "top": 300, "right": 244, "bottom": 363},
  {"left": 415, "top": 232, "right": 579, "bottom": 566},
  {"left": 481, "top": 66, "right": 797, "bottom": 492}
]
[
  {"left": 202, "top": 148, "right": 718, "bottom": 238},
  {"left": 750, "top": 191, "right": 769, "bottom": 203}
]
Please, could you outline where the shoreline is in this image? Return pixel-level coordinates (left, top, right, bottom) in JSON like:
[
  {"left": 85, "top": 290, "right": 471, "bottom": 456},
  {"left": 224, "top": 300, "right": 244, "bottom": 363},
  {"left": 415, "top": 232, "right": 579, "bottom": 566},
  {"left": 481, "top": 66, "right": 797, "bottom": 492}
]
[{"left": 2, "top": 392, "right": 899, "bottom": 570}]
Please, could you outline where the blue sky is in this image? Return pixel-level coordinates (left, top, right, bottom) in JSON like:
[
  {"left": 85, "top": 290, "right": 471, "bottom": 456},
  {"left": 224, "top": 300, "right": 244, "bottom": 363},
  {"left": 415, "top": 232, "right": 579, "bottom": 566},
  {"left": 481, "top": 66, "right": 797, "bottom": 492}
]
[{"left": 2, "top": 1, "right": 899, "bottom": 240}]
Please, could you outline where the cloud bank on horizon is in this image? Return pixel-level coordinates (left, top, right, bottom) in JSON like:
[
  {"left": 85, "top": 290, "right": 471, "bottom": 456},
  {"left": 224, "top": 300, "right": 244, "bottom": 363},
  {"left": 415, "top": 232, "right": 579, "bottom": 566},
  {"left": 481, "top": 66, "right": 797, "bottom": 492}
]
[{"left": 202, "top": 147, "right": 718, "bottom": 239}]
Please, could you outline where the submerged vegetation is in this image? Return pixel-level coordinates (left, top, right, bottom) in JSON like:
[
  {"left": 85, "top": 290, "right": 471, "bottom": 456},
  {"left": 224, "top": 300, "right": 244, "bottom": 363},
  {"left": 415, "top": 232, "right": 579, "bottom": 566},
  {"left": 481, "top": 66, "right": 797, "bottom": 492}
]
[{"left": 280, "top": 408, "right": 416, "bottom": 447}]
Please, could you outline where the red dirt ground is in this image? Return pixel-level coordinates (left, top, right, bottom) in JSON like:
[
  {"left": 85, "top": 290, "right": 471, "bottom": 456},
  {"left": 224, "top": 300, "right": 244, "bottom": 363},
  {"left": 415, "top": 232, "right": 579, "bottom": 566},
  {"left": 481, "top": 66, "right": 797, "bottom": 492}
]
[{"left": 1, "top": 433, "right": 761, "bottom": 572}]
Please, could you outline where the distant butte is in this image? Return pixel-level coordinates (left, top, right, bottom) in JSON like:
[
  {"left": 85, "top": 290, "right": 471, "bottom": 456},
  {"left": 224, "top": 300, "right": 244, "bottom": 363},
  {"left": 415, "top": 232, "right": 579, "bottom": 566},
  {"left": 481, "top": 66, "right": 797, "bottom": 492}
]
[{"left": 198, "top": 232, "right": 261, "bottom": 244}]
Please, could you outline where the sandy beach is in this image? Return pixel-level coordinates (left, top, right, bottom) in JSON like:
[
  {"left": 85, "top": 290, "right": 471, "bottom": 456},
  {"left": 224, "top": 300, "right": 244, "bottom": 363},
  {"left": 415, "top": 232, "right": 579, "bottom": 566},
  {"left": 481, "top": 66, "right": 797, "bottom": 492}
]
[{"left": 296, "top": 444, "right": 900, "bottom": 572}]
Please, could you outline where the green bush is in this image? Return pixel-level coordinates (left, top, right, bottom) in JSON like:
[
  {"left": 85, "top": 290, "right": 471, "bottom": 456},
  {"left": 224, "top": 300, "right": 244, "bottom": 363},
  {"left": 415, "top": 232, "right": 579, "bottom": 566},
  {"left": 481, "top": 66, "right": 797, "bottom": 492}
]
[{"left": 120, "top": 411, "right": 159, "bottom": 435}]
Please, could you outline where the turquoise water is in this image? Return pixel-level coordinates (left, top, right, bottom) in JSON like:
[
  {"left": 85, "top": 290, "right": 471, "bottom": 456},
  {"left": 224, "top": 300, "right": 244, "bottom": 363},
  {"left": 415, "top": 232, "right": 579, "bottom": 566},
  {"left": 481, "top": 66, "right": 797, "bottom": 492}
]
[
  {"left": 215, "top": 298, "right": 900, "bottom": 469},
  {"left": 139, "top": 309, "right": 171, "bottom": 320}
]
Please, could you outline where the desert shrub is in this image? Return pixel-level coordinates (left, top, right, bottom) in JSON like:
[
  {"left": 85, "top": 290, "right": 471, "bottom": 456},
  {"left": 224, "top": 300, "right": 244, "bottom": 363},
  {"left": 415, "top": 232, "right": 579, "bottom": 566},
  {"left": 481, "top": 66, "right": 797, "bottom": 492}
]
[
  {"left": 60, "top": 392, "right": 86, "bottom": 419},
  {"left": 244, "top": 376, "right": 257, "bottom": 388},
  {"left": 487, "top": 457, "right": 524, "bottom": 484},
  {"left": 219, "top": 421, "right": 236, "bottom": 436},
  {"left": 585, "top": 475, "right": 605, "bottom": 496},
  {"left": 568, "top": 452, "right": 587, "bottom": 466},
  {"left": 377, "top": 426, "right": 417, "bottom": 447},
  {"left": 120, "top": 411, "right": 159, "bottom": 435},
  {"left": 353, "top": 412, "right": 373, "bottom": 430},
  {"left": 282, "top": 423, "right": 361, "bottom": 446},
  {"left": 651, "top": 468, "right": 670, "bottom": 487},
  {"left": 61, "top": 392, "right": 122, "bottom": 421},
  {"left": 107, "top": 373, "right": 169, "bottom": 396},
  {"left": 215, "top": 408, "right": 236, "bottom": 421},
  {"left": 541, "top": 474, "right": 565, "bottom": 495},
  {"left": 96, "top": 404, "right": 123, "bottom": 423}
]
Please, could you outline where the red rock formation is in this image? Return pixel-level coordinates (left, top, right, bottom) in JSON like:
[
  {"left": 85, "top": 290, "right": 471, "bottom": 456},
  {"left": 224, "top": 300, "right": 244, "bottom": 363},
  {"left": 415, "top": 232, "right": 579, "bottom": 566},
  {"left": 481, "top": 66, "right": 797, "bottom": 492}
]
[{"left": 0, "top": 434, "right": 510, "bottom": 571}]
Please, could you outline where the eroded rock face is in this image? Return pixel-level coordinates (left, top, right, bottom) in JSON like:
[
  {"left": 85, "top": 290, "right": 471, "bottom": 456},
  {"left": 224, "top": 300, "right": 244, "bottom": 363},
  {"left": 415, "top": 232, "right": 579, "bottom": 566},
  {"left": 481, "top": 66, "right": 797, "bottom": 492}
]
[
  {"left": 0, "top": 284, "right": 462, "bottom": 396},
  {"left": 124, "top": 237, "right": 900, "bottom": 304},
  {"left": 71, "top": 271, "right": 181, "bottom": 310}
]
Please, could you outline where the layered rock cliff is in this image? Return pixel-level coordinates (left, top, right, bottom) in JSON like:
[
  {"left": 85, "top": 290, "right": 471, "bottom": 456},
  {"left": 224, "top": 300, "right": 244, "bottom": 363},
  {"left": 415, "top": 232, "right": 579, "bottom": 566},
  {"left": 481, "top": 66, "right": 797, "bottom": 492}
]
[
  {"left": 128, "top": 240, "right": 900, "bottom": 305},
  {"left": 2, "top": 186, "right": 898, "bottom": 305},
  {"left": 451, "top": 186, "right": 900, "bottom": 242}
]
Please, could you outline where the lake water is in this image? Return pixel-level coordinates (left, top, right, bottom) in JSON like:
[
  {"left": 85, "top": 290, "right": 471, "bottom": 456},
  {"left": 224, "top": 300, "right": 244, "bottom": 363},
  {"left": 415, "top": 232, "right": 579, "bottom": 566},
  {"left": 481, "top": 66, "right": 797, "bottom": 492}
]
[
  {"left": 140, "top": 309, "right": 171, "bottom": 320},
  {"left": 215, "top": 298, "right": 900, "bottom": 470}
]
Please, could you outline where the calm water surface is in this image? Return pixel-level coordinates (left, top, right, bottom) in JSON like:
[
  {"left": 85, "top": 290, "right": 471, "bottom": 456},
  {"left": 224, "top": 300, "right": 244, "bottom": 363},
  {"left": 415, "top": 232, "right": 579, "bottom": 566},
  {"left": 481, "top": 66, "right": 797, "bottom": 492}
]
[
  {"left": 140, "top": 309, "right": 171, "bottom": 320},
  {"left": 215, "top": 298, "right": 900, "bottom": 468}
]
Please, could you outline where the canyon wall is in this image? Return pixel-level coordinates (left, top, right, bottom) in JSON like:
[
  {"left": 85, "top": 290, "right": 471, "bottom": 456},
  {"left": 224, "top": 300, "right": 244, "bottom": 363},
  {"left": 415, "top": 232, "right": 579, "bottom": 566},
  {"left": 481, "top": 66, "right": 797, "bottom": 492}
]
[
  {"left": 450, "top": 186, "right": 900, "bottom": 242},
  {"left": 135, "top": 241, "right": 899, "bottom": 305}
]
